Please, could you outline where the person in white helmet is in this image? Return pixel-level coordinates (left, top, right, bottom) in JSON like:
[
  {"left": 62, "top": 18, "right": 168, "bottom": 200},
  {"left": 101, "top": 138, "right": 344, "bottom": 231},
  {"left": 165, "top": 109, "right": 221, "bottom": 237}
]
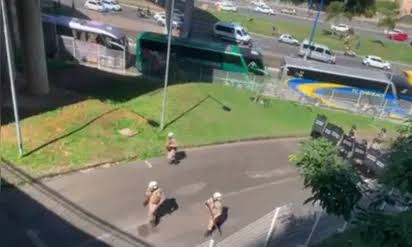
[
  {"left": 143, "top": 181, "right": 165, "bottom": 227},
  {"left": 204, "top": 192, "right": 223, "bottom": 237},
  {"left": 166, "top": 132, "right": 177, "bottom": 164}
]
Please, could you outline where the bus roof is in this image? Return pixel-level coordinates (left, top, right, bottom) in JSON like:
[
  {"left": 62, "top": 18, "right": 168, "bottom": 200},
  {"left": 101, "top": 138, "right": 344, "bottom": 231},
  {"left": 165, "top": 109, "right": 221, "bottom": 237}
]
[
  {"left": 42, "top": 14, "right": 125, "bottom": 40},
  {"left": 136, "top": 32, "right": 243, "bottom": 56},
  {"left": 283, "top": 56, "right": 393, "bottom": 85}
]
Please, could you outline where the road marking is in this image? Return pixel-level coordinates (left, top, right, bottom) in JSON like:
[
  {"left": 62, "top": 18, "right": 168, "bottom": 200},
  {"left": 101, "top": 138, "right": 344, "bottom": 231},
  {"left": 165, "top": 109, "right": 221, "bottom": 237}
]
[
  {"left": 144, "top": 160, "right": 152, "bottom": 168},
  {"left": 224, "top": 176, "right": 300, "bottom": 198},
  {"left": 264, "top": 207, "right": 280, "bottom": 247},
  {"left": 26, "top": 229, "right": 48, "bottom": 247}
]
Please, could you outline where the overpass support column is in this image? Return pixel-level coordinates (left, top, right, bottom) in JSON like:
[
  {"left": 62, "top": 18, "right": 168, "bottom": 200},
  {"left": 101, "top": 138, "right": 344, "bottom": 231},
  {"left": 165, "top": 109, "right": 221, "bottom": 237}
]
[
  {"left": 16, "top": 0, "right": 49, "bottom": 95},
  {"left": 181, "top": 0, "right": 194, "bottom": 38}
]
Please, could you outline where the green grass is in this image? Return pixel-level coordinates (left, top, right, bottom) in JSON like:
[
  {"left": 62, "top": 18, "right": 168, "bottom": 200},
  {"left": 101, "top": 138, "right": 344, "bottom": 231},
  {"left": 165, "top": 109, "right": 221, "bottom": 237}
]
[
  {"left": 1, "top": 80, "right": 397, "bottom": 177},
  {"left": 209, "top": 11, "right": 412, "bottom": 64},
  {"left": 316, "top": 210, "right": 412, "bottom": 247}
]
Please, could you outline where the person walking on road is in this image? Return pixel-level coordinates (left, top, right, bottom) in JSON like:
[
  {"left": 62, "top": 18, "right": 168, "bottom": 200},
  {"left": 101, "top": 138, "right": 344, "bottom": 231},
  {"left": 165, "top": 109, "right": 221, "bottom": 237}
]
[
  {"left": 166, "top": 132, "right": 177, "bottom": 164},
  {"left": 143, "top": 181, "right": 165, "bottom": 227},
  {"left": 204, "top": 192, "right": 224, "bottom": 237},
  {"left": 348, "top": 125, "right": 357, "bottom": 140}
]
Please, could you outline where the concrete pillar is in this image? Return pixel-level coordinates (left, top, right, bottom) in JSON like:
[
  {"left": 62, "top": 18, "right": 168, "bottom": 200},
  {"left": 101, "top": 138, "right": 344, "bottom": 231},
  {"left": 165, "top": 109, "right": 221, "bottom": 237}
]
[
  {"left": 181, "top": 0, "right": 194, "bottom": 38},
  {"left": 16, "top": 0, "right": 49, "bottom": 95}
]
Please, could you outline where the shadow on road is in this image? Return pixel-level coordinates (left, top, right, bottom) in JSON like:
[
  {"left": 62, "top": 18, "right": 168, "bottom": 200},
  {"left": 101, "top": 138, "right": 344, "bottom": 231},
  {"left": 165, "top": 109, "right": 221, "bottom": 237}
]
[{"left": 0, "top": 160, "right": 154, "bottom": 247}]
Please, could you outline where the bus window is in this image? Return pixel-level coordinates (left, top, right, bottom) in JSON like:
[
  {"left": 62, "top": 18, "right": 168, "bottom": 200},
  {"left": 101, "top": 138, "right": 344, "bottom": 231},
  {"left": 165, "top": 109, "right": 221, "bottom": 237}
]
[{"left": 56, "top": 24, "right": 73, "bottom": 37}]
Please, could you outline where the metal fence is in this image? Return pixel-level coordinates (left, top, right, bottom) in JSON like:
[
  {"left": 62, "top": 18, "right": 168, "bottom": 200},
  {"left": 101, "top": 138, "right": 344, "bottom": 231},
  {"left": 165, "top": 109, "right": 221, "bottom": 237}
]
[{"left": 42, "top": 23, "right": 127, "bottom": 74}]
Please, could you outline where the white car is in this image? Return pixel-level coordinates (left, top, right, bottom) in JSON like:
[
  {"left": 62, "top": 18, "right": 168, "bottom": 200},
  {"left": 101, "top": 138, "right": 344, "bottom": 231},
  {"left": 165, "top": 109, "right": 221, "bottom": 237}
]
[
  {"left": 154, "top": 10, "right": 184, "bottom": 21},
  {"left": 254, "top": 5, "right": 274, "bottom": 15},
  {"left": 331, "top": 24, "right": 350, "bottom": 33},
  {"left": 216, "top": 2, "right": 238, "bottom": 12},
  {"left": 101, "top": 0, "right": 121, "bottom": 11},
  {"left": 280, "top": 8, "right": 296, "bottom": 15},
  {"left": 362, "top": 55, "right": 391, "bottom": 70},
  {"left": 278, "top": 34, "right": 299, "bottom": 45},
  {"left": 84, "top": 0, "right": 106, "bottom": 12},
  {"left": 156, "top": 15, "right": 183, "bottom": 28}
]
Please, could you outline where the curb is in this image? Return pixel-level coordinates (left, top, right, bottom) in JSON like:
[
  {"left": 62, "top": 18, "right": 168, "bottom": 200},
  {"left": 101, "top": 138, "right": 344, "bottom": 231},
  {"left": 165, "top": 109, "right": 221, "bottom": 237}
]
[{"left": 0, "top": 135, "right": 307, "bottom": 188}]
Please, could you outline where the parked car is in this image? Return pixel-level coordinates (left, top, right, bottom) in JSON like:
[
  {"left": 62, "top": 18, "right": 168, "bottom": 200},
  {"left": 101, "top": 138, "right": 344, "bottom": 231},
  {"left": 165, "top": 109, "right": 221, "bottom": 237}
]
[
  {"left": 298, "top": 40, "right": 336, "bottom": 64},
  {"left": 101, "top": 0, "right": 121, "bottom": 11},
  {"left": 278, "top": 34, "right": 299, "bottom": 45},
  {"left": 280, "top": 7, "right": 296, "bottom": 15},
  {"left": 362, "top": 55, "right": 391, "bottom": 70},
  {"left": 215, "top": 1, "right": 238, "bottom": 12},
  {"left": 385, "top": 29, "right": 408, "bottom": 41},
  {"left": 84, "top": 0, "right": 106, "bottom": 12},
  {"left": 330, "top": 24, "right": 350, "bottom": 33},
  {"left": 254, "top": 5, "right": 274, "bottom": 15},
  {"left": 213, "top": 21, "right": 251, "bottom": 45}
]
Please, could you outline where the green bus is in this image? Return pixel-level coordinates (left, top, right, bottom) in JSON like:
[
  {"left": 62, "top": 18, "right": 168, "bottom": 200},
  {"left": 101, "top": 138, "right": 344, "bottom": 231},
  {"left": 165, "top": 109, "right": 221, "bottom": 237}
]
[{"left": 135, "top": 32, "right": 267, "bottom": 82}]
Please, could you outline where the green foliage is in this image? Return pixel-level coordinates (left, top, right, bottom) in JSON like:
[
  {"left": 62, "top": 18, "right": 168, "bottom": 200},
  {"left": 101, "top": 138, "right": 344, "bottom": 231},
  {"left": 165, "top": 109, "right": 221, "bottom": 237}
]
[
  {"left": 290, "top": 138, "right": 362, "bottom": 221},
  {"left": 381, "top": 117, "right": 412, "bottom": 195},
  {"left": 326, "top": 1, "right": 346, "bottom": 22},
  {"left": 356, "top": 209, "right": 412, "bottom": 247},
  {"left": 378, "top": 14, "right": 398, "bottom": 30},
  {"left": 345, "top": 0, "right": 376, "bottom": 15}
]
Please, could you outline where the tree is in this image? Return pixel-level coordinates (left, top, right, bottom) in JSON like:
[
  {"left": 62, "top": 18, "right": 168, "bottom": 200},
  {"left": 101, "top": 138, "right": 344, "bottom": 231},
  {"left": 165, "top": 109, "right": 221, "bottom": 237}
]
[
  {"left": 381, "top": 117, "right": 412, "bottom": 195},
  {"left": 326, "top": 1, "right": 346, "bottom": 23},
  {"left": 378, "top": 13, "right": 397, "bottom": 30},
  {"left": 289, "top": 138, "right": 363, "bottom": 221}
]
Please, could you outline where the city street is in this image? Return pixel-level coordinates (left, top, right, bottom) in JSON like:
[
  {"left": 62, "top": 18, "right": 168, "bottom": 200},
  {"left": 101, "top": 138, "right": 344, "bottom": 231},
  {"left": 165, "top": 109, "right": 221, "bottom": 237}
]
[
  {"left": 0, "top": 138, "right": 343, "bottom": 247},
  {"left": 61, "top": 0, "right": 412, "bottom": 72}
]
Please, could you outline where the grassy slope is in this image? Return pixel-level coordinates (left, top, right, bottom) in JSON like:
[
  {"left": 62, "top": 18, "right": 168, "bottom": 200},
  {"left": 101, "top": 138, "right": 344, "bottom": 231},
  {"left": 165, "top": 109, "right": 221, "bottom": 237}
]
[
  {"left": 210, "top": 11, "right": 412, "bottom": 64},
  {"left": 1, "top": 82, "right": 396, "bottom": 177}
]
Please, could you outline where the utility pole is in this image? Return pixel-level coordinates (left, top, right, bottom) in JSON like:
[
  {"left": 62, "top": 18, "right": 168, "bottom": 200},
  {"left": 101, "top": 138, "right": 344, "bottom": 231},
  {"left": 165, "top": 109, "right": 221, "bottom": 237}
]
[
  {"left": 160, "top": 0, "right": 175, "bottom": 130},
  {"left": 1, "top": 0, "right": 24, "bottom": 156}
]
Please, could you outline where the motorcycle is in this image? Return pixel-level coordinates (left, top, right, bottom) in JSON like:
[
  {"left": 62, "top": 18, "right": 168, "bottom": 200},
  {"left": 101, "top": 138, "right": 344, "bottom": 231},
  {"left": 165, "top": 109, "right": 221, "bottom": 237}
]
[{"left": 137, "top": 8, "right": 150, "bottom": 18}]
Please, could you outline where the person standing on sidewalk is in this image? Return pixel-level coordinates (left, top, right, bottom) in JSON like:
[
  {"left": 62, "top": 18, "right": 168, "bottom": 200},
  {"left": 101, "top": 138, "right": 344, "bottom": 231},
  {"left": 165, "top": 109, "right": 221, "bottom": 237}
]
[
  {"left": 143, "top": 181, "right": 165, "bottom": 227},
  {"left": 166, "top": 132, "right": 177, "bottom": 164},
  {"left": 204, "top": 192, "right": 224, "bottom": 237}
]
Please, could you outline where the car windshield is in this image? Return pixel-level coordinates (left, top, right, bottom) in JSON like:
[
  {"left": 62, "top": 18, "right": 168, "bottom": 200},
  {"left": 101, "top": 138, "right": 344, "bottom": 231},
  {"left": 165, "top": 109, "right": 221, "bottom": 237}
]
[{"left": 241, "top": 28, "right": 248, "bottom": 35}]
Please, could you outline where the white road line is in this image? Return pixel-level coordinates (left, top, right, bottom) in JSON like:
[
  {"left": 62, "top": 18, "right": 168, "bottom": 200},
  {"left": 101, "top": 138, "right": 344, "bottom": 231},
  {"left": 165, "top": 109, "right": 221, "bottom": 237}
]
[
  {"left": 223, "top": 176, "right": 300, "bottom": 198},
  {"left": 144, "top": 160, "right": 152, "bottom": 168},
  {"left": 26, "top": 229, "right": 48, "bottom": 247},
  {"left": 264, "top": 207, "right": 280, "bottom": 247}
]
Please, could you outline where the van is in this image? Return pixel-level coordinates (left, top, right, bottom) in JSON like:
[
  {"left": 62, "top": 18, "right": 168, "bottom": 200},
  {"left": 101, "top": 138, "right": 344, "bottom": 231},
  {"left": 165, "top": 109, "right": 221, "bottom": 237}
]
[
  {"left": 298, "top": 40, "right": 336, "bottom": 64},
  {"left": 213, "top": 22, "right": 251, "bottom": 45}
]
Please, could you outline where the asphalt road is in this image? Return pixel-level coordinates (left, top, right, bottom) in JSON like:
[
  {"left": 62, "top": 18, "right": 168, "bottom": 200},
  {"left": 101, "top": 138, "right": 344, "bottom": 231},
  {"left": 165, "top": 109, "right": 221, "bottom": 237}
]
[
  {"left": 0, "top": 138, "right": 344, "bottom": 247},
  {"left": 57, "top": 0, "right": 412, "bottom": 72}
]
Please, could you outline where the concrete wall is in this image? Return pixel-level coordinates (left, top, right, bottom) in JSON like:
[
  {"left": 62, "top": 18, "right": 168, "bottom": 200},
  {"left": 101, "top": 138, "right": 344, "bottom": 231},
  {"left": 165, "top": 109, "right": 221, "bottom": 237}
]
[{"left": 15, "top": 0, "right": 49, "bottom": 95}]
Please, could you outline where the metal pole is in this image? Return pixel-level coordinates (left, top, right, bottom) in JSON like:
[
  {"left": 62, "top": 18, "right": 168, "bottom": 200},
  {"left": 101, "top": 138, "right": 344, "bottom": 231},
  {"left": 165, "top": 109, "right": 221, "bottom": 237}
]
[
  {"left": 160, "top": 0, "right": 175, "bottom": 130},
  {"left": 1, "top": 0, "right": 23, "bottom": 157},
  {"left": 304, "top": 0, "right": 323, "bottom": 60},
  {"left": 208, "top": 239, "right": 215, "bottom": 247}
]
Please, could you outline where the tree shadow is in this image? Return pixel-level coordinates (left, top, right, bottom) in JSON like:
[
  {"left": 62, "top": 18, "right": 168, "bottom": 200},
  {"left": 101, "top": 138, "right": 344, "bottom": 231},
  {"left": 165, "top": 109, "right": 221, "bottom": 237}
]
[
  {"left": 23, "top": 108, "right": 120, "bottom": 157},
  {"left": 0, "top": 160, "right": 154, "bottom": 247}
]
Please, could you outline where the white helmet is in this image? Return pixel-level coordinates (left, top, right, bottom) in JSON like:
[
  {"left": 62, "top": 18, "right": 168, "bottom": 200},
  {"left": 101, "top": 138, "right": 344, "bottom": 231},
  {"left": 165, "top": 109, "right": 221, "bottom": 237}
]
[
  {"left": 148, "top": 181, "right": 158, "bottom": 189},
  {"left": 168, "top": 132, "right": 174, "bottom": 138},
  {"left": 213, "top": 192, "right": 222, "bottom": 200}
]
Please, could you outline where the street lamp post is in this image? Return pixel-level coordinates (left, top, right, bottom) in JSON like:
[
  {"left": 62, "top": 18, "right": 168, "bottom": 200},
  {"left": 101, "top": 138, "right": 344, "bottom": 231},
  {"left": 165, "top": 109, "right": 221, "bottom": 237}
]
[
  {"left": 160, "top": 0, "right": 175, "bottom": 130},
  {"left": 304, "top": 0, "right": 324, "bottom": 60},
  {"left": 1, "top": 0, "right": 24, "bottom": 156}
]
